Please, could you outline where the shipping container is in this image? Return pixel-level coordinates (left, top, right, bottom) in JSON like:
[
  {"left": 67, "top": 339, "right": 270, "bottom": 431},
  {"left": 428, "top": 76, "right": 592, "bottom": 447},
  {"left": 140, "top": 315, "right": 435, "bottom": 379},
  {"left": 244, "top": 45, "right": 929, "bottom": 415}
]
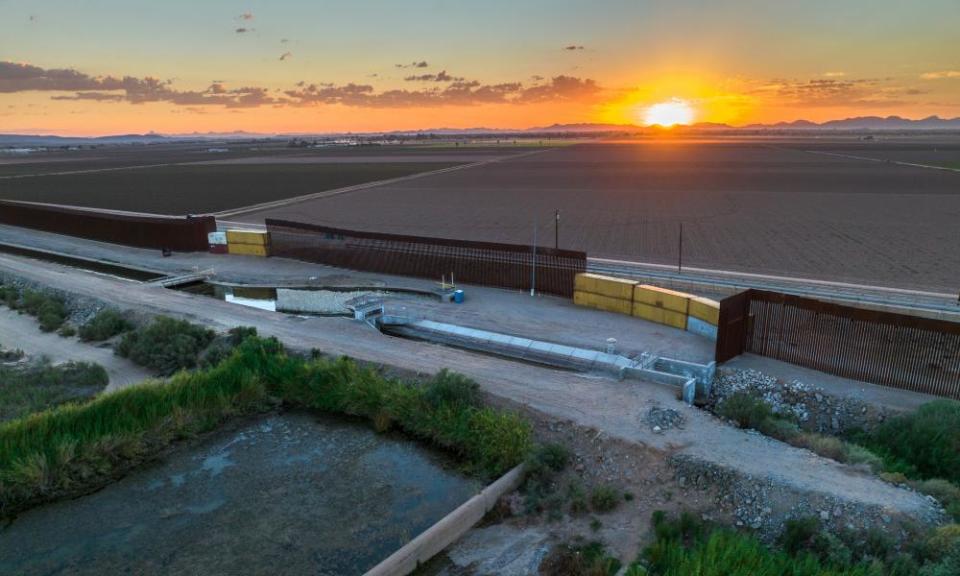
[
  {"left": 207, "top": 231, "right": 227, "bottom": 245},
  {"left": 226, "top": 229, "right": 271, "bottom": 246},
  {"left": 574, "top": 273, "right": 637, "bottom": 300},
  {"left": 574, "top": 290, "right": 632, "bottom": 315},
  {"left": 209, "top": 244, "right": 228, "bottom": 254},
  {"left": 227, "top": 243, "right": 270, "bottom": 257},
  {"left": 632, "top": 302, "right": 688, "bottom": 329},
  {"left": 688, "top": 296, "right": 721, "bottom": 325},
  {"left": 634, "top": 285, "right": 691, "bottom": 314}
]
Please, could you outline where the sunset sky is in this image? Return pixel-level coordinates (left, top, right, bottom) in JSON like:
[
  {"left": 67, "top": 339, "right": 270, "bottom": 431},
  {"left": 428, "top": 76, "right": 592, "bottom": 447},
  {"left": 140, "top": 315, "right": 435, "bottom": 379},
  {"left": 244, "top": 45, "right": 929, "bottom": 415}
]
[{"left": 2, "top": 0, "right": 959, "bottom": 136}]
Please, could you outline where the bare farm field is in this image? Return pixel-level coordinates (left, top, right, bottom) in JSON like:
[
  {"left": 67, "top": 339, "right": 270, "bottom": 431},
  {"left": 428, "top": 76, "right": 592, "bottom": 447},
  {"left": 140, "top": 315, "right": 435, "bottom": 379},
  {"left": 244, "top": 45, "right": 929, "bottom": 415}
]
[{"left": 236, "top": 138, "right": 960, "bottom": 291}]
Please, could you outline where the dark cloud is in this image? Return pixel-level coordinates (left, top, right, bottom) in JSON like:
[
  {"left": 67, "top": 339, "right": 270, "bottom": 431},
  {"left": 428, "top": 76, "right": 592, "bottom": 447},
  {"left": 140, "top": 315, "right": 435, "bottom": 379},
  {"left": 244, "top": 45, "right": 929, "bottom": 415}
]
[
  {"left": 235, "top": 27, "right": 252, "bottom": 34},
  {"left": 286, "top": 75, "right": 600, "bottom": 108},
  {"left": 395, "top": 61, "right": 429, "bottom": 69},
  {"left": 4, "top": 61, "right": 601, "bottom": 110},
  {"left": 0, "top": 62, "right": 276, "bottom": 108},
  {"left": 517, "top": 75, "right": 600, "bottom": 103},
  {"left": 763, "top": 77, "right": 923, "bottom": 108},
  {"left": 279, "top": 52, "right": 293, "bottom": 61},
  {"left": 280, "top": 38, "right": 289, "bottom": 44},
  {"left": 564, "top": 45, "right": 585, "bottom": 51},
  {"left": 403, "top": 70, "right": 463, "bottom": 82},
  {"left": 0, "top": 61, "right": 124, "bottom": 93}
]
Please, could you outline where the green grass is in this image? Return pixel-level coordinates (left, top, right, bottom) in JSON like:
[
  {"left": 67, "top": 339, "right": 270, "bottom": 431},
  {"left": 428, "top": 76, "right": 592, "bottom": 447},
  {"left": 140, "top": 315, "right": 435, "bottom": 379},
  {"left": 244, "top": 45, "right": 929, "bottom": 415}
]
[
  {"left": 855, "top": 400, "right": 960, "bottom": 485},
  {"left": 0, "top": 360, "right": 108, "bottom": 422},
  {"left": 0, "top": 335, "right": 531, "bottom": 516},
  {"left": 627, "top": 512, "right": 960, "bottom": 576}
]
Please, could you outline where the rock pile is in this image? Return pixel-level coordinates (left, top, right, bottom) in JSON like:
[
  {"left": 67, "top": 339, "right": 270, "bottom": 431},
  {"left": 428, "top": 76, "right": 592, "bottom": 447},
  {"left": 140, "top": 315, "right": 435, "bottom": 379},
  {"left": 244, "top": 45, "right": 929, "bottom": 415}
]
[
  {"left": 645, "top": 406, "right": 685, "bottom": 434},
  {"left": 710, "top": 368, "right": 891, "bottom": 434}
]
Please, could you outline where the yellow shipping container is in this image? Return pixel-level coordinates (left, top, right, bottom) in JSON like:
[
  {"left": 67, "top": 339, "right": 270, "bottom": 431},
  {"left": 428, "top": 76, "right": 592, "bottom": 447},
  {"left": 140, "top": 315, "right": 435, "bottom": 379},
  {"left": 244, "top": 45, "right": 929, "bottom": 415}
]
[
  {"left": 574, "top": 290, "right": 632, "bottom": 315},
  {"left": 632, "top": 302, "right": 688, "bottom": 329},
  {"left": 689, "top": 296, "right": 721, "bottom": 325},
  {"left": 574, "top": 273, "right": 637, "bottom": 301},
  {"left": 228, "top": 243, "right": 269, "bottom": 257},
  {"left": 226, "top": 230, "right": 271, "bottom": 246},
  {"left": 634, "top": 284, "right": 691, "bottom": 314}
]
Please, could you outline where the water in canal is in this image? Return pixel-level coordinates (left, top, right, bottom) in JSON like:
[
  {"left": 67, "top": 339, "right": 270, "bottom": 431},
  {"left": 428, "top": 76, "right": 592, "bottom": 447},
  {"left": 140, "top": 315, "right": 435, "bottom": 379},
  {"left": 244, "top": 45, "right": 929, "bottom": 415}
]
[{"left": 0, "top": 412, "right": 481, "bottom": 576}]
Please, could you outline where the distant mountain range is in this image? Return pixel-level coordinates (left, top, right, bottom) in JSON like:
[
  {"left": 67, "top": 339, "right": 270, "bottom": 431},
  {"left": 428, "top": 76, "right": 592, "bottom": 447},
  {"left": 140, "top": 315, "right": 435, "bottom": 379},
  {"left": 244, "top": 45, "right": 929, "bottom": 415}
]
[
  {"left": 3, "top": 116, "right": 960, "bottom": 147},
  {"left": 532, "top": 116, "right": 960, "bottom": 132}
]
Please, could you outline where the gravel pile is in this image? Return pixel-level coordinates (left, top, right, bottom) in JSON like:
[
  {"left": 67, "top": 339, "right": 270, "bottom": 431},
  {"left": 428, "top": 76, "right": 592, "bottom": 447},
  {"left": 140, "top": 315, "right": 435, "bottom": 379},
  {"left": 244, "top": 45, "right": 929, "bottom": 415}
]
[
  {"left": 710, "top": 368, "right": 891, "bottom": 434},
  {"left": 646, "top": 407, "right": 685, "bottom": 433}
]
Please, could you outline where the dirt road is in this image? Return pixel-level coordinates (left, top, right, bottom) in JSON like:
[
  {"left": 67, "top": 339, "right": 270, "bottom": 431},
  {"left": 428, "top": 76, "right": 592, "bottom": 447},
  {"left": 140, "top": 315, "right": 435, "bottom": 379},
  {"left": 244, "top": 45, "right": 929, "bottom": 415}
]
[
  {"left": 0, "top": 307, "right": 152, "bottom": 391},
  {"left": 0, "top": 252, "right": 941, "bottom": 525}
]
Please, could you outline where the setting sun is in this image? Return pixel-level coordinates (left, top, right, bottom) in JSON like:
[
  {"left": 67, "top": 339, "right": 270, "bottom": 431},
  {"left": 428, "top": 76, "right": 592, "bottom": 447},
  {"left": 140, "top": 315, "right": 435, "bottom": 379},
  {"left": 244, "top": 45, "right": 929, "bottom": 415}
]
[{"left": 642, "top": 99, "right": 695, "bottom": 127}]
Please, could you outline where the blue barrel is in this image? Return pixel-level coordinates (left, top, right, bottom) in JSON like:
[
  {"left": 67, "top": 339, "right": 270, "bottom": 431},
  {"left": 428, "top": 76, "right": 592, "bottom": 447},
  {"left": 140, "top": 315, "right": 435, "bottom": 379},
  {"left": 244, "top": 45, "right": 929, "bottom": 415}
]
[{"left": 453, "top": 289, "right": 464, "bottom": 303}]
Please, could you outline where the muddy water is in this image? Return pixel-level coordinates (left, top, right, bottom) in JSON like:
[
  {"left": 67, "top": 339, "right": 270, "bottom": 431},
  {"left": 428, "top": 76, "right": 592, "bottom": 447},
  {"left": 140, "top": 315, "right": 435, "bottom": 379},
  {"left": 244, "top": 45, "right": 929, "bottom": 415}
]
[{"left": 0, "top": 412, "right": 481, "bottom": 576}]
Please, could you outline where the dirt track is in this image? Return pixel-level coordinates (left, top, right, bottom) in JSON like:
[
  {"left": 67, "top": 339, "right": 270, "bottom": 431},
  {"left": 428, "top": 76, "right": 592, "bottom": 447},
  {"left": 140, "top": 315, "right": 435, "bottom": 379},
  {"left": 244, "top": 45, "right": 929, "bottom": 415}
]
[
  {"left": 0, "top": 307, "right": 152, "bottom": 391},
  {"left": 0, "top": 251, "right": 941, "bottom": 526}
]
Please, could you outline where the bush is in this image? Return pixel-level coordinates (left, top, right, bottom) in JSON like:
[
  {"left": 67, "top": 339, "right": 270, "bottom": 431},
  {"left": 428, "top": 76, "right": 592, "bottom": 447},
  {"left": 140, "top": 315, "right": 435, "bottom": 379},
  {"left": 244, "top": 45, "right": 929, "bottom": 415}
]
[
  {"left": 590, "top": 485, "right": 621, "bottom": 513},
  {"left": 568, "top": 481, "right": 588, "bottom": 515},
  {"left": 926, "top": 525, "right": 960, "bottom": 560},
  {"left": 0, "top": 359, "right": 108, "bottom": 421},
  {"left": 57, "top": 324, "right": 76, "bottom": 338},
  {"left": 523, "top": 443, "right": 571, "bottom": 514},
  {"left": 718, "top": 392, "right": 775, "bottom": 429},
  {"left": 915, "top": 480, "right": 960, "bottom": 521},
  {"left": 844, "top": 445, "right": 885, "bottom": 472},
  {"left": 540, "top": 541, "right": 621, "bottom": 576},
  {"left": 199, "top": 327, "right": 259, "bottom": 369},
  {"left": 863, "top": 400, "right": 960, "bottom": 484},
  {"left": 79, "top": 309, "right": 133, "bottom": 342},
  {"left": 0, "top": 285, "right": 19, "bottom": 308},
  {"left": 116, "top": 316, "right": 215, "bottom": 375},
  {"left": 794, "top": 433, "right": 848, "bottom": 462},
  {"left": 422, "top": 369, "right": 482, "bottom": 410},
  {"left": 15, "top": 290, "right": 69, "bottom": 332},
  {"left": 757, "top": 417, "right": 802, "bottom": 442}
]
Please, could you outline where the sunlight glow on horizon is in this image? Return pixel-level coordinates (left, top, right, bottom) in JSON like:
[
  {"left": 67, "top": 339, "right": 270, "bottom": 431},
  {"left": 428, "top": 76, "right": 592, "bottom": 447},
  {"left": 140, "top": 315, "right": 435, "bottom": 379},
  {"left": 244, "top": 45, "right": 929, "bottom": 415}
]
[{"left": 642, "top": 99, "right": 695, "bottom": 127}]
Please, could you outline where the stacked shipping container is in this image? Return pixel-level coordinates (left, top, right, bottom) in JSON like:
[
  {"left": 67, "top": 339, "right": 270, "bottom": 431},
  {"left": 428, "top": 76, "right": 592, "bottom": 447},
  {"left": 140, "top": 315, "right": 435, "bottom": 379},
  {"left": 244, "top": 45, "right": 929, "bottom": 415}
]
[
  {"left": 573, "top": 273, "right": 721, "bottom": 339},
  {"left": 226, "top": 230, "right": 271, "bottom": 257}
]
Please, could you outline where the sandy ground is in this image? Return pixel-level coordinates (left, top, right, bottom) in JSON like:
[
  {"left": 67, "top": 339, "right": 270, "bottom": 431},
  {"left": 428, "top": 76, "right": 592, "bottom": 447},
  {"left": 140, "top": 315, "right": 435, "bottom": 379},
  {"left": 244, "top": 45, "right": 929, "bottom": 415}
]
[
  {"left": 0, "top": 251, "right": 940, "bottom": 523},
  {"left": 0, "top": 307, "right": 152, "bottom": 391}
]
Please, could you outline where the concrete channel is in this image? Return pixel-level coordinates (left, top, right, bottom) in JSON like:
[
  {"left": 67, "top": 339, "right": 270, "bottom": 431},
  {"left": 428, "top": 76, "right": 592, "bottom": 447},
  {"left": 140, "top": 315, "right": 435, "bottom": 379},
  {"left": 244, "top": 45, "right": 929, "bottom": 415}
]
[{"left": 380, "top": 316, "right": 715, "bottom": 404}]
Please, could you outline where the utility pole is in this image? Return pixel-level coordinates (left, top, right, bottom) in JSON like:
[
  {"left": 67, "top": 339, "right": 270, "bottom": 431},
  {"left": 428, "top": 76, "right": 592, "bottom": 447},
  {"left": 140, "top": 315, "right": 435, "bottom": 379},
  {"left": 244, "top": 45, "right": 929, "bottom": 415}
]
[
  {"left": 554, "top": 209, "right": 560, "bottom": 250},
  {"left": 531, "top": 219, "right": 538, "bottom": 296},
  {"left": 678, "top": 222, "right": 683, "bottom": 273}
]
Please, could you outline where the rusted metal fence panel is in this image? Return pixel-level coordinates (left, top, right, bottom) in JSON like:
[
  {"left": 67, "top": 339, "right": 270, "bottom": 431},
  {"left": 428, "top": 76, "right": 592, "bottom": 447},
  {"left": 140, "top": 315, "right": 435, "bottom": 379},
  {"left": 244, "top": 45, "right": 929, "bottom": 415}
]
[
  {"left": 718, "top": 288, "right": 960, "bottom": 399},
  {"left": 715, "top": 291, "right": 751, "bottom": 362},
  {"left": 266, "top": 219, "right": 586, "bottom": 297},
  {"left": 0, "top": 200, "right": 215, "bottom": 252}
]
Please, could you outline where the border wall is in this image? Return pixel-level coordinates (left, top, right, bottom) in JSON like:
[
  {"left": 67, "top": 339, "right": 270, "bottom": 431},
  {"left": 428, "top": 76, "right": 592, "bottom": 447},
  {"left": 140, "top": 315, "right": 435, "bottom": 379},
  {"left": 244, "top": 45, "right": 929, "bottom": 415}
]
[
  {"left": 265, "top": 219, "right": 586, "bottom": 297},
  {"left": 717, "top": 289, "right": 960, "bottom": 399},
  {"left": 0, "top": 200, "right": 215, "bottom": 252}
]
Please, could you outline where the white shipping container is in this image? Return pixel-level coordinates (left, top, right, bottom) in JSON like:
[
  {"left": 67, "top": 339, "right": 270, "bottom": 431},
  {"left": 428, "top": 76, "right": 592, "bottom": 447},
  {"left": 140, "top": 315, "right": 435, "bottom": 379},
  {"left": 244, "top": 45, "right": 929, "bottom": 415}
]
[{"left": 208, "top": 231, "right": 228, "bottom": 245}]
